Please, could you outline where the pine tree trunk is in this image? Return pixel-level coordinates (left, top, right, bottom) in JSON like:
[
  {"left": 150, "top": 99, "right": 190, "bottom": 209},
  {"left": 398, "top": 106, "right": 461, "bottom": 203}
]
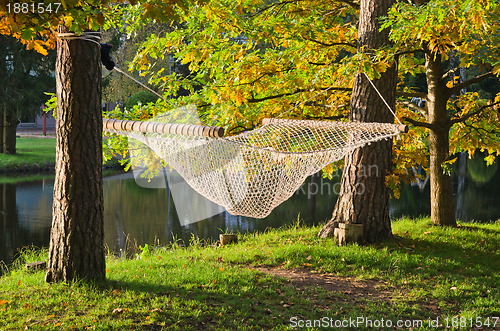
[
  {"left": 3, "top": 110, "right": 18, "bottom": 155},
  {"left": 425, "top": 53, "right": 456, "bottom": 226},
  {"left": 319, "top": 0, "right": 396, "bottom": 243},
  {"left": 45, "top": 26, "right": 105, "bottom": 283}
]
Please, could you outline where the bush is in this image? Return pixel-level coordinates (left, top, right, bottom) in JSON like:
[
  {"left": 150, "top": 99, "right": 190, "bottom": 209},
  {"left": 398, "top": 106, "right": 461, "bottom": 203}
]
[{"left": 124, "top": 91, "right": 159, "bottom": 109}]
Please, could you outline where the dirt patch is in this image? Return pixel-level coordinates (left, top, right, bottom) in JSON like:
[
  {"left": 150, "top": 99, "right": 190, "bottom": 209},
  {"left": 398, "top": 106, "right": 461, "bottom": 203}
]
[
  {"left": 251, "top": 266, "right": 442, "bottom": 316},
  {"left": 252, "top": 266, "right": 394, "bottom": 303}
]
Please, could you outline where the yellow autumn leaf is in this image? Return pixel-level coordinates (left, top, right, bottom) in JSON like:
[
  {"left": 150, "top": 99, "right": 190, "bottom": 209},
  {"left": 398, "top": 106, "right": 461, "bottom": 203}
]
[
  {"left": 64, "top": 15, "right": 74, "bottom": 28},
  {"left": 33, "top": 41, "right": 48, "bottom": 56}
]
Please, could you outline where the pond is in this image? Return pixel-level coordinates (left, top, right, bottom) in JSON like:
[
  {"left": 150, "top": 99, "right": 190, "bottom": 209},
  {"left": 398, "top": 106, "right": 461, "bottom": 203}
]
[{"left": 1, "top": 153, "right": 499, "bottom": 265}]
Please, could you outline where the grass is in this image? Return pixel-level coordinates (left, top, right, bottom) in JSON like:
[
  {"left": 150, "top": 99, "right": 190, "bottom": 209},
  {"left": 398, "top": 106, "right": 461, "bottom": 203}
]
[
  {"left": 0, "top": 138, "right": 56, "bottom": 171},
  {"left": 0, "top": 218, "right": 499, "bottom": 330},
  {"left": 0, "top": 137, "right": 120, "bottom": 172}
]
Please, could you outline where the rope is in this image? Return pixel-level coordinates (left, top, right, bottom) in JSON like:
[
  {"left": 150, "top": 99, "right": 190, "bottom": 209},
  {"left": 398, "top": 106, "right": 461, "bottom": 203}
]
[
  {"left": 114, "top": 67, "right": 174, "bottom": 106},
  {"left": 57, "top": 31, "right": 102, "bottom": 47},
  {"left": 363, "top": 72, "right": 402, "bottom": 124}
]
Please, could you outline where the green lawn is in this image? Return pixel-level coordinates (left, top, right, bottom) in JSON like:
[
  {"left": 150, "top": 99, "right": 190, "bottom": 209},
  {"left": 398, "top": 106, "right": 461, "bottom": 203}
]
[
  {"left": 0, "top": 218, "right": 499, "bottom": 330},
  {"left": 0, "top": 138, "right": 56, "bottom": 171},
  {"left": 0, "top": 138, "right": 120, "bottom": 172}
]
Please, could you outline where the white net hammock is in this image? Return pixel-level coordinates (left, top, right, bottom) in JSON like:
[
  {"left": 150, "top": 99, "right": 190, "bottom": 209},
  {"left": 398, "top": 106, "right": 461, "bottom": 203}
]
[{"left": 104, "top": 117, "right": 405, "bottom": 218}]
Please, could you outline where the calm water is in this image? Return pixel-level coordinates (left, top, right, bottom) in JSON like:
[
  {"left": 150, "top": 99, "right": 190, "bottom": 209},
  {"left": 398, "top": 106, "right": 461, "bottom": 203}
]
[{"left": 1, "top": 153, "right": 499, "bottom": 265}]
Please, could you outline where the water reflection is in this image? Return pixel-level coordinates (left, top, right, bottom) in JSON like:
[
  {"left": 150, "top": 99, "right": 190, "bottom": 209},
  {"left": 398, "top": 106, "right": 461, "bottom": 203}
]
[
  {"left": 0, "top": 181, "right": 52, "bottom": 265},
  {"left": 1, "top": 153, "right": 500, "bottom": 265},
  {"left": 0, "top": 171, "right": 335, "bottom": 265},
  {"left": 103, "top": 171, "right": 335, "bottom": 255}
]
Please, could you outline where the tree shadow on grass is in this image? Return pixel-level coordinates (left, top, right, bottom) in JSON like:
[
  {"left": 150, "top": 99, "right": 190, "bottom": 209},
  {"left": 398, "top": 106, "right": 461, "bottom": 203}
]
[{"left": 91, "top": 272, "right": 324, "bottom": 330}]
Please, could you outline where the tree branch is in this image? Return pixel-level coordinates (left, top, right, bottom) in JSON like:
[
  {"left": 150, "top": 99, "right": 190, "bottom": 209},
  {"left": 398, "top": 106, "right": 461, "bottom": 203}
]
[
  {"left": 249, "top": 89, "right": 305, "bottom": 103},
  {"left": 402, "top": 116, "right": 433, "bottom": 129},
  {"left": 397, "top": 91, "right": 427, "bottom": 99},
  {"left": 394, "top": 49, "right": 426, "bottom": 57},
  {"left": 304, "top": 37, "right": 356, "bottom": 49},
  {"left": 441, "top": 66, "right": 461, "bottom": 81},
  {"left": 397, "top": 99, "right": 427, "bottom": 117},
  {"left": 336, "top": 0, "right": 360, "bottom": 9},
  {"left": 303, "top": 114, "right": 346, "bottom": 121},
  {"left": 248, "top": 87, "right": 351, "bottom": 103},
  {"left": 249, "top": 0, "right": 303, "bottom": 17},
  {"left": 450, "top": 100, "right": 500, "bottom": 125},
  {"left": 448, "top": 71, "right": 495, "bottom": 96}
]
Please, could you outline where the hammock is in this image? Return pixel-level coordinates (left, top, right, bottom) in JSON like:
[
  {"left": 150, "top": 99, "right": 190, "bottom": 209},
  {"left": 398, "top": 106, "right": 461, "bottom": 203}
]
[{"left": 104, "top": 117, "right": 407, "bottom": 218}]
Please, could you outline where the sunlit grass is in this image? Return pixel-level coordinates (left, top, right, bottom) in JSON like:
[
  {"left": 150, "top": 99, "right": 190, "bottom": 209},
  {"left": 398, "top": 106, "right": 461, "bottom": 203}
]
[
  {"left": 0, "top": 138, "right": 56, "bottom": 170},
  {"left": 0, "top": 218, "right": 499, "bottom": 330},
  {"left": 0, "top": 138, "right": 120, "bottom": 172}
]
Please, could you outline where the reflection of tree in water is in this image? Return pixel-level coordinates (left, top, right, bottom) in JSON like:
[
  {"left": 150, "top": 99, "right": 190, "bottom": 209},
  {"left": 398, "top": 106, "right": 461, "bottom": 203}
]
[
  {"left": 103, "top": 178, "right": 174, "bottom": 255},
  {"left": 103, "top": 173, "right": 338, "bottom": 254},
  {"left": 463, "top": 153, "right": 500, "bottom": 221},
  {"left": 0, "top": 183, "right": 17, "bottom": 266},
  {"left": 467, "top": 152, "right": 498, "bottom": 185},
  {"left": 0, "top": 182, "right": 51, "bottom": 267},
  {"left": 390, "top": 180, "right": 431, "bottom": 219}
]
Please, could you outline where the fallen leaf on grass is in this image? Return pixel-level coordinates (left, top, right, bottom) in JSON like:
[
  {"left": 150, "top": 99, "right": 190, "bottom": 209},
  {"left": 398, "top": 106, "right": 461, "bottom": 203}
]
[
  {"left": 0, "top": 300, "right": 8, "bottom": 305},
  {"left": 149, "top": 308, "right": 163, "bottom": 313},
  {"left": 112, "top": 308, "right": 129, "bottom": 314}
]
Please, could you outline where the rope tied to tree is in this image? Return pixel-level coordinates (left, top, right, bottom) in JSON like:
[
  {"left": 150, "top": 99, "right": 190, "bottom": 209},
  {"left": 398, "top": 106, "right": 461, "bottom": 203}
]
[
  {"left": 56, "top": 31, "right": 101, "bottom": 47},
  {"left": 362, "top": 72, "right": 402, "bottom": 125}
]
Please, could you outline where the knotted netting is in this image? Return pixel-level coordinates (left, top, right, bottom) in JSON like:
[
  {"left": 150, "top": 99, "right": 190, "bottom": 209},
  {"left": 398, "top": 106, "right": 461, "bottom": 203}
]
[{"left": 105, "top": 117, "right": 404, "bottom": 218}]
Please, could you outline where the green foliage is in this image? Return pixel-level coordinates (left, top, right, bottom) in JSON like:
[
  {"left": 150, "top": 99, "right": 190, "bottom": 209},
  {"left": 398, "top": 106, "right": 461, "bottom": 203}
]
[
  {"left": 136, "top": 244, "right": 150, "bottom": 259},
  {"left": 0, "top": 35, "right": 56, "bottom": 121},
  {"left": 102, "top": 22, "right": 173, "bottom": 105},
  {"left": 0, "top": 0, "right": 202, "bottom": 55},
  {"left": 380, "top": 0, "right": 500, "bottom": 193},
  {"left": 119, "top": 0, "right": 500, "bottom": 189},
  {"left": 127, "top": 0, "right": 362, "bottom": 130},
  {"left": 43, "top": 92, "right": 57, "bottom": 115},
  {"left": 124, "top": 91, "right": 159, "bottom": 109}
]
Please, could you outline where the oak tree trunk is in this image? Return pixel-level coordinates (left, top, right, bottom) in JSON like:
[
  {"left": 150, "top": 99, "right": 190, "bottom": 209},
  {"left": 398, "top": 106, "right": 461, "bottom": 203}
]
[
  {"left": 3, "top": 110, "right": 18, "bottom": 155},
  {"left": 319, "top": 0, "right": 396, "bottom": 243},
  {"left": 425, "top": 53, "right": 456, "bottom": 226},
  {"left": 45, "top": 26, "right": 105, "bottom": 283}
]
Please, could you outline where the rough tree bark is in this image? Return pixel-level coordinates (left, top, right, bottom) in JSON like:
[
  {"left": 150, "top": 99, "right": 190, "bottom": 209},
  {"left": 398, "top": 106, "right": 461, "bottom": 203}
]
[
  {"left": 45, "top": 26, "right": 105, "bottom": 283},
  {"left": 425, "top": 53, "right": 456, "bottom": 226},
  {"left": 3, "top": 110, "right": 18, "bottom": 155},
  {"left": 319, "top": 0, "right": 397, "bottom": 243}
]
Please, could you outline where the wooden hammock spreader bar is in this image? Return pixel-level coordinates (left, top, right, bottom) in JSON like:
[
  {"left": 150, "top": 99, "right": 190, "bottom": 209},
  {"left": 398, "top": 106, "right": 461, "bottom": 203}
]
[
  {"left": 103, "top": 118, "right": 225, "bottom": 138},
  {"left": 261, "top": 118, "right": 409, "bottom": 133}
]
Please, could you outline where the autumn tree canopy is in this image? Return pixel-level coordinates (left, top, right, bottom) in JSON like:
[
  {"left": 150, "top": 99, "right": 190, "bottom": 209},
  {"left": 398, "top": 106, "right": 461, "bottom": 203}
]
[{"left": 122, "top": 0, "right": 500, "bottom": 227}]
